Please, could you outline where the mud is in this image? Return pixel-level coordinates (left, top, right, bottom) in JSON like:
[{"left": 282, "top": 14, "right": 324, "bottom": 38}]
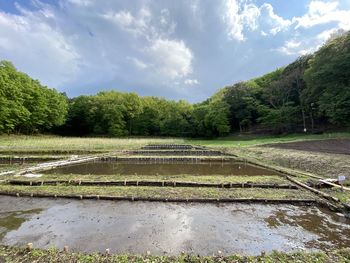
[
  {"left": 43, "top": 161, "right": 280, "bottom": 176},
  {"left": 0, "top": 196, "right": 349, "bottom": 255},
  {"left": 264, "top": 138, "right": 350, "bottom": 155}
]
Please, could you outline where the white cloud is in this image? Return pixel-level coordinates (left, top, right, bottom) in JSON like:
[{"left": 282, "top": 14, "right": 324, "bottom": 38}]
[
  {"left": 223, "top": 0, "right": 350, "bottom": 45},
  {"left": 66, "top": 0, "right": 92, "bottom": 6},
  {"left": 223, "top": 0, "right": 260, "bottom": 41},
  {"left": 293, "top": 0, "right": 350, "bottom": 30},
  {"left": 277, "top": 1, "right": 350, "bottom": 57},
  {"left": 0, "top": 8, "right": 80, "bottom": 87},
  {"left": 223, "top": 0, "right": 291, "bottom": 41},
  {"left": 316, "top": 28, "right": 339, "bottom": 42},
  {"left": 184, "top": 79, "right": 199, "bottom": 85},
  {"left": 278, "top": 40, "right": 304, "bottom": 55},
  {"left": 147, "top": 39, "right": 193, "bottom": 79},
  {"left": 259, "top": 3, "right": 291, "bottom": 35},
  {"left": 102, "top": 8, "right": 155, "bottom": 40},
  {"left": 127, "top": 57, "right": 148, "bottom": 70},
  {"left": 107, "top": 11, "right": 133, "bottom": 27},
  {"left": 102, "top": 7, "right": 193, "bottom": 82},
  {"left": 286, "top": 40, "right": 301, "bottom": 49}
]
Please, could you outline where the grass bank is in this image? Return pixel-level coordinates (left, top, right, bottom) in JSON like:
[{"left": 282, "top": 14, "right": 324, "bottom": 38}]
[
  {"left": 1, "top": 246, "right": 349, "bottom": 263},
  {"left": 1, "top": 132, "right": 349, "bottom": 153},
  {"left": 187, "top": 132, "right": 350, "bottom": 147},
  {"left": 0, "top": 184, "right": 316, "bottom": 200},
  {"left": 9, "top": 174, "right": 291, "bottom": 184},
  {"left": 0, "top": 135, "right": 184, "bottom": 153}
]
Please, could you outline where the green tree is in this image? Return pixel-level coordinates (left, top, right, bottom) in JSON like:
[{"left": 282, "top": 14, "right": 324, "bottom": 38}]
[
  {"left": 304, "top": 31, "right": 350, "bottom": 126},
  {"left": 0, "top": 61, "right": 67, "bottom": 134}
]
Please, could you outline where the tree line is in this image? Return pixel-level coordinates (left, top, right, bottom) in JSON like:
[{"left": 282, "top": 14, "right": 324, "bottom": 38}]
[
  {"left": 61, "top": 91, "right": 230, "bottom": 137},
  {"left": 0, "top": 61, "right": 67, "bottom": 134},
  {"left": 222, "top": 30, "right": 350, "bottom": 134},
  {"left": 1, "top": 31, "right": 349, "bottom": 137}
]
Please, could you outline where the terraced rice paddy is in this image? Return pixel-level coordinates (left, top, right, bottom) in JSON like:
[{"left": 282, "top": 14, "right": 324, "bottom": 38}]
[{"left": 0, "top": 141, "right": 349, "bottom": 256}]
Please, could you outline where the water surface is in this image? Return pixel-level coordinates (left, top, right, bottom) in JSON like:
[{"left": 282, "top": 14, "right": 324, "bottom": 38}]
[
  {"left": 0, "top": 196, "right": 349, "bottom": 255},
  {"left": 44, "top": 161, "right": 280, "bottom": 176}
]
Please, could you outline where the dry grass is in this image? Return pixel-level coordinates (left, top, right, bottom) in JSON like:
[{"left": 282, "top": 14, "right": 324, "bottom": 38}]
[
  {"left": 231, "top": 146, "right": 350, "bottom": 180},
  {"left": 0, "top": 135, "right": 184, "bottom": 153},
  {"left": 0, "top": 184, "right": 316, "bottom": 200},
  {"left": 10, "top": 174, "right": 289, "bottom": 184}
]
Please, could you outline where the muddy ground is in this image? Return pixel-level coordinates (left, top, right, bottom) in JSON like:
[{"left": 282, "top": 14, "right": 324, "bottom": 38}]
[
  {"left": 231, "top": 141, "right": 350, "bottom": 180},
  {"left": 264, "top": 139, "right": 350, "bottom": 155},
  {"left": 0, "top": 196, "right": 349, "bottom": 256}
]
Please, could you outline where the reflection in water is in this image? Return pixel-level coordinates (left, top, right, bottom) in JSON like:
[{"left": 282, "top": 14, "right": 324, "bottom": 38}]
[
  {"left": 0, "top": 196, "right": 349, "bottom": 255},
  {"left": 0, "top": 209, "right": 42, "bottom": 239},
  {"left": 264, "top": 207, "right": 350, "bottom": 250},
  {"left": 43, "top": 161, "right": 280, "bottom": 176}
]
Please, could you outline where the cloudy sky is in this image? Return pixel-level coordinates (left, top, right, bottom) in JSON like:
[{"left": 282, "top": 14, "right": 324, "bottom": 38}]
[{"left": 1, "top": 0, "right": 350, "bottom": 102}]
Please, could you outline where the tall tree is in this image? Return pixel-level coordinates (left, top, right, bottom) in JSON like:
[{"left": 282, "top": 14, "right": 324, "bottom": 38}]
[{"left": 304, "top": 31, "right": 350, "bottom": 126}]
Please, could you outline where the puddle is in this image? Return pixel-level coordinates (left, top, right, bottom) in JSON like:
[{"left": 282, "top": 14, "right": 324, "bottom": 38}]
[
  {"left": 0, "top": 196, "right": 349, "bottom": 255},
  {"left": 0, "top": 208, "right": 43, "bottom": 239},
  {"left": 43, "top": 161, "right": 280, "bottom": 176}
]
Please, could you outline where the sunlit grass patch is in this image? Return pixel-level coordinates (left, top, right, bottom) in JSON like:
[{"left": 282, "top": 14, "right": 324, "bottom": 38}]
[
  {"left": 0, "top": 135, "right": 185, "bottom": 153},
  {"left": 0, "top": 184, "right": 317, "bottom": 200}
]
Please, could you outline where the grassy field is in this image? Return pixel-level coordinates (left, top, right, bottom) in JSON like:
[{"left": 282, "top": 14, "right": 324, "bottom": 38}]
[
  {"left": 0, "top": 133, "right": 348, "bottom": 203},
  {"left": 8, "top": 174, "right": 291, "bottom": 184},
  {"left": 187, "top": 132, "right": 350, "bottom": 148},
  {"left": 0, "top": 135, "right": 184, "bottom": 153},
  {"left": 0, "top": 185, "right": 315, "bottom": 200},
  {"left": 1, "top": 245, "right": 349, "bottom": 263},
  {"left": 1, "top": 132, "right": 349, "bottom": 153}
]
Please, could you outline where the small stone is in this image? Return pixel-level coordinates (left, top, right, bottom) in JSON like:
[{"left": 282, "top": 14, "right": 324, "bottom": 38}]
[
  {"left": 105, "top": 248, "right": 110, "bottom": 255},
  {"left": 27, "top": 243, "right": 33, "bottom": 251},
  {"left": 63, "top": 246, "right": 69, "bottom": 252},
  {"left": 146, "top": 250, "right": 151, "bottom": 255}
]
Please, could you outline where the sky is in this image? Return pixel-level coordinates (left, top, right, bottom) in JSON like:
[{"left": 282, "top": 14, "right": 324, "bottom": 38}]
[{"left": 0, "top": 0, "right": 350, "bottom": 102}]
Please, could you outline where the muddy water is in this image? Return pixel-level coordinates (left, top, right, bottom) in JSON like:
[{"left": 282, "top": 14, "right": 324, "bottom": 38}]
[
  {"left": 0, "top": 196, "right": 349, "bottom": 255},
  {"left": 43, "top": 161, "right": 279, "bottom": 176}
]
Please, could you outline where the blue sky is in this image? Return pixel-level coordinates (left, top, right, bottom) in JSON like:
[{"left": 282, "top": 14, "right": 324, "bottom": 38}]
[{"left": 0, "top": 0, "right": 350, "bottom": 102}]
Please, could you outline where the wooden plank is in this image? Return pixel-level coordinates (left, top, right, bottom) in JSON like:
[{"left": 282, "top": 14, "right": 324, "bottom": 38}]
[{"left": 319, "top": 179, "right": 350, "bottom": 192}]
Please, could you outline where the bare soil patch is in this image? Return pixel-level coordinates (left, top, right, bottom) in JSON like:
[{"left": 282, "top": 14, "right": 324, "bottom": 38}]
[{"left": 264, "top": 139, "right": 350, "bottom": 155}]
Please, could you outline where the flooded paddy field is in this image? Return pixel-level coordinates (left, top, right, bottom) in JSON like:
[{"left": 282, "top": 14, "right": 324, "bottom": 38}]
[
  {"left": 43, "top": 161, "right": 280, "bottom": 176},
  {"left": 0, "top": 196, "right": 349, "bottom": 256},
  {"left": 0, "top": 155, "right": 67, "bottom": 174},
  {"left": 1, "top": 143, "right": 348, "bottom": 258}
]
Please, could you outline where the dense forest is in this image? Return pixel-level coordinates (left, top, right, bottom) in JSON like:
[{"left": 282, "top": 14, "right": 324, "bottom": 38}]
[
  {"left": 1, "top": 31, "right": 349, "bottom": 137},
  {"left": 0, "top": 61, "right": 68, "bottom": 134}
]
